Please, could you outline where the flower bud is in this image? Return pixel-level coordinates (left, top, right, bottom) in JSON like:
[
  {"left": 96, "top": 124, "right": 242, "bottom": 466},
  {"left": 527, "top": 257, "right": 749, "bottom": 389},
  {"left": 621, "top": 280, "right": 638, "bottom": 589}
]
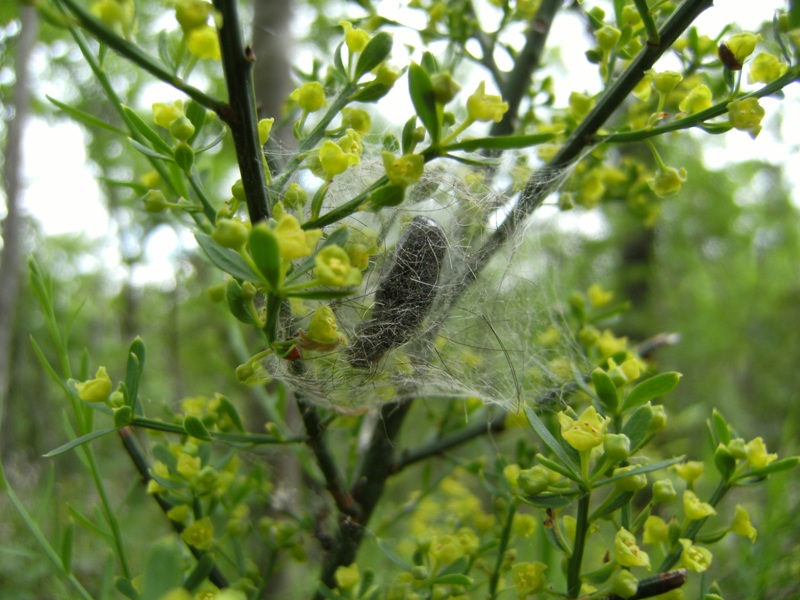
[
  {"left": 648, "top": 404, "right": 667, "bottom": 432},
  {"left": 339, "top": 21, "right": 370, "bottom": 53},
  {"left": 646, "top": 69, "right": 683, "bottom": 94},
  {"left": 610, "top": 568, "right": 639, "bottom": 599},
  {"left": 291, "top": 82, "right": 326, "bottom": 113},
  {"left": 518, "top": 465, "right": 550, "bottom": 496},
  {"left": 319, "top": 140, "right": 359, "bottom": 177},
  {"left": 651, "top": 478, "right": 676, "bottom": 503},
  {"left": 142, "top": 189, "right": 169, "bottom": 213},
  {"left": 613, "top": 466, "right": 648, "bottom": 492},
  {"left": 731, "top": 504, "right": 757, "bottom": 542},
  {"left": 466, "top": 82, "right": 509, "bottom": 123},
  {"left": 728, "top": 437, "right": 747, "bottom": 460},
  {"left": 679, "top": 84, "right": 713, "bottom": 114},
  {"left": 595, "top": 25, "right": 621, "bottom": 52},
  {"left": 175, "top": 0, "right": 210, "bottom": 32},
  {"left": 431, "top": 72, "right": 462, "bottom": 104},
  {"left": 335, "top": 563, "right": 360, "bottom": 590},
  {"left": 282, "top": 183, "right": 308, "bottom": 210},
  {"left": 748, "top": 52, "right": 788, "bottom": 84},
  {"left": 643, "top": 515, "right": 669, "bottom": 544},
  {"left": 727, "top": 97, "right": 765, "bottom": 139},
  {"left": 187, "top": 25, "right": 221, "bottom": 61},
  {"left": 153, "top": 100, "right": 184, "bottom": 128},
  {"left": 212, "top": 218, "right": 249, "bottom": 249},
  {"left": 75, "top": 367, "right": 113, "bottom": 403},
  {"left": 648, "top": 165, "right": 687, "bottom": 198},
  {"left": 341, "top": 107, "right": 372, "bottom": 135},
  {"left": 258, "top": 118, "right": 274, "bottom": 145},
  {"left": 169, "top": 116, "right": 195, "bottom": 141},
  {"left": 231, "top": 179, "right": 246, "bottom": 201},
  {"left": 382, "top": 152, "right": 425, "bottom": 187},
  {"left": 604, "top": 433, "right": 631, "bottom": 461},
  {"left": 174, "top": 142, "right": 195, "bottom": 171}
]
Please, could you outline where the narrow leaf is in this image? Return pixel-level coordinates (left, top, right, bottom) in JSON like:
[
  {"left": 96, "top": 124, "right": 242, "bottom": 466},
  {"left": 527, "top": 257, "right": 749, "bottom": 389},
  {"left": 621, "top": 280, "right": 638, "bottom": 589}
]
[
  {"left": 590, "top": 491, "right": 634, "bottom": 521},
  {"left": 408, "top": 63, "right": 439, "bottom": 144},
  {"left": 591, "top": 368, "right": 619, "bottom": 413},
  {"left": 121, "top": 106, "right": 175, "bottom": 156},
  {"left": 355, "top": 31, "right": 393, "bottom": 79},
  {"left": 401, "top": 115, "right": 417, "bottom": 154},
  {"left": 140, "top": 539, "right": 183, "bottom": 600},
  {"left": 216, "top": 395, "right": 245, "bottom": 432},
  {"left": 248, "top": 225, "right": 281, "bottom": 291},
  {"left": 710, "top": 408, "right": 731, "bottom": 445},
  {"left": 376, "top": 538, "right": 415, "bottom": 573},
  {"left": 525, "top": 407, "right": 580, "bottom": 477},
  {"left": 287, "top": 289, "right": 360, "bottom": 300},
  {"left": 622, "top": 405, "right": 653, "bottom": 452},
  {"left": 522, "top": 493, "right": 576, "bottom": 509},
  {"left": 737, "top": 457, "right": 800, "bottom": 480},
  {"left": 128, "top": 138, "right": 174, "bottom": 161},
  {"left": 195, "top": 233, "right": 261, "bottom": 281},
  {"left": 183, "top": 415, "right": 212, "bottom": 441},
  {"left": 595, "top": 456, "right": 685, "bottom": 488},
  {"left": 125, "top": 337, "right": 145, "bottom": 411},
  {"left": 183, "top": 553, "right": 216, "bottom": 592},
  {"left": 350, "top": 81, "right": 393, "bottom": 103},
  {"left": 444, "top": 132, "right": 555, "bottom": 152},
  {"left": 43, "top": 427, "right": 116, "bottom": 458},
  {"left": 622, "top": 372, "right": 682, "bottom": 411},
  {"left": 47, "top": 96, "right": 126, "bottom": 136},
  {"left": 432, "top": 574, "right": 473, "bottom": 586}
]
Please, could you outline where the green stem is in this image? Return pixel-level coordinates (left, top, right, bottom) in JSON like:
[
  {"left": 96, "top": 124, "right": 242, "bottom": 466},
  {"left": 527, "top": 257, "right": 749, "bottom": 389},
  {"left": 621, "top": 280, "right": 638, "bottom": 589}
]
[
  {"left": 658, "top": 481, "right": 730, "bottom": 571},
  {"left": 55, "top": 0, "right": 226, "bottom": 114},
  {"left": 489, "top": 501, "right": 518, "bottom": 599},
  {"left": 567, "top": 493, "right": 591, "bottom": 598},
  {"left": 633, "top": 0, "right": 660, "bottom": 45},
  {"left": 129, "top": 416, "right": 303, "bottom": 444},
  {"left": 212, "top": 0, "right": 271, "bottom": 223}
]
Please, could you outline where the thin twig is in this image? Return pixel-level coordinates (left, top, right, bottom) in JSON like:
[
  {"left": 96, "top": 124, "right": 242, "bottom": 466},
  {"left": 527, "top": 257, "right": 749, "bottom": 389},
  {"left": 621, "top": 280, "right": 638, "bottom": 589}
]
[
  {"left": 491, "top": 0, "right": 562, "bottom": 137},
  {"left": 391, "top": 409, "right": 507, "bottom": 473}
]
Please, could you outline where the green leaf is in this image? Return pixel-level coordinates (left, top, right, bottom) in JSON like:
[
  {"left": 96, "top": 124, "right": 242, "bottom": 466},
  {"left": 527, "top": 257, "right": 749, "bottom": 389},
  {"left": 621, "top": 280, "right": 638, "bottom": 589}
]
[
  {"left": 43, "top": 427, "right": 116, "bottom": 458},
  {"left": 594, "top": 457, "right": 685, "bottom": 488},
  {"left": 401, "top": 116, "right": 417, "bottom": 154},
  {"left": 790, "top": 0, "right": 800, "bottom": 29},
  {"left": 310, "top": 181, "right": 331, "bottom": 221},
  {"left": 128, "top": 138, "right": 174, "bottom": 161},
  {"left": 350, "top": 81, "right": 394, "bottom": 103},
  {"left": 184, "top": 100, "right": 208, "bottom": 144},
  {"left": 285, "top": 226, "right": 349, "bottom": 284},
  {"left": 366, "top": 182, "right": 405, "bottom": 210},
  {"left": 590, "top": 491, "right": 634, "bottom": 521},
  {"left": 444, "top": 132, "right": 555, "bottom": 152},
  {"left": 710, "top": 408, "right": 731, "bottom": 445},
  {"left": 195, "top": 233, "right": 261, "bottom": 281},
  {"left": 622, "top": 405, "right": 653, "bottom": 452},
  {"left": 525, "top": 407, "right": 580, "bottom": 478},
  {"left": 535, "top": 454, "right": 579, "bottom": 482},
  {"left": 60, "top": 520, "right": 74, "bottom": 572},
  {"left": 125, "top": 337, "right": 145, "bottom": 411},
  {"left": 115, "top": 577, "right": 140, "bottom": 600},
  {"left": 183, "top": 553, "right": 217, "bottom": 592},
  {"left": 248, "top": 225, "right": 281, "bottom": 292},
  {"left": 622, "top": 372, "right": 681, "bottom": 411},
  {"left": 216, "top": 395, "right": 245, "bottom": 432},
  {"left": 376, "top": 538, "right": 416, "bottom": 573},
  {"left": 522, "top": 493, "right": 576, "bottom": 509},
  {"left": 47, "top": 96, "right": 126, "bottom": 136},
  {"left": 114, "top": 406, "right": 133, "bottom": 428},
  {"left": 121, "top": 105, "right": 175, "bottom": 156},
  {"left": 355, "top": 31, "right": 393, "bottom": 80},
  {"left": 334, "top": 41, "right": 346, "bottom": 78},
  {"left": 591, "top": 368, "right": 619, "bottom": 413},
  {"left": 194, "top": 128, "right": 227, "bottom": 154},
  {"left": 225, "top": 278, "right": 257, "bottom": 325},
  {"left": 432, "top": 574, "right": 473, "bottom": 586},
  {"left": 287, "top": 289, "right": 359, "bottom": 300},
  {"left": 140, "top": 539, "right": 183, "bottom": 600},
  {"left": 408, "top": 63, "right": 439, "bottom": 145},
  {"left": 183, "top": 415, "right": 212, "bottom": 441},
  {"left": 736, "top": 457, "right": 800, "bottom": 480}
]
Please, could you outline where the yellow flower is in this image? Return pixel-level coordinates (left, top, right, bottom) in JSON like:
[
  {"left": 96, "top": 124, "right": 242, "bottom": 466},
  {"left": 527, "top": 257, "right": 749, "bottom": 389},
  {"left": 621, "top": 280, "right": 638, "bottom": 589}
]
[
  {"left": 679, "top": 538, "right": 712, "bottom": 572},
  {"left": 152, "top": 100, "right": 184, "bottom": 128},
  {"left": 300, "top": 305, "right": 345, "bottom": 352},
  {"left": 319, "top": 140, "right": 360, "bottom": 177},
  {"left": 180, "top": 516, "right": 214, "bottom": 551},
  {"left": 335, "top": 563, "right": 360, "bottom": 590},
  {"left": 466, "top": 82, "right": 509, "bottom": 123},
  {"left": 679, "top": 84, "right": 713, "bottom": 114},
  {"left": 258, "top": 118, "right": 274, "bottom": 145},
  {"left": 513, "top": 513, "right": 537, "bottom": 537},
  {"left": 174, "top": 0, "right": 211, "bottom": 32},
  {"left": 340, "top": 21, "right": 371, "bottom": 53},
  {"left": 683, "top": 489, "right": 717, "bottom": 520},
  {"left": 643, "top": 515, "right": 669, "bottom": 544},
  {"left": 274, "top": 215, "right": 322, "bottom": 261},
  {"left": 291, "top": 82, "right": 326, "bottom": 113},
  {"left": 587, "top": 283, "right": 613, "bottom": 307},
  {"left": 176, "top": 452, "right": 201, "bottom": 479},
  {"left": 512, "top": 561, "right": 547, "bottom": 597},
  {"left": 382, "top": 152, "right": 425, "bottom": 187},
  {"left": 645, "top": 69, "right": 683, "bottom": 94},
  {"left": 213, "top": 218, "right": 250, "bottom": 250},
  {"left": 748, "top": 52, "right": 788, "bottom": 83},
  {"left": 648, "top": 165, "right": 687, "bottom": 198},
  {"left": 75, "top": 367, "right": 113, "bottom": 403},
  {"left": 728, "top": 97, "right": 765, "bottom": 139},
  {"left": 337, "top": 129, "right": 363, "bottom": 157},
  {"left": 429, "top": 533, "right": 463, "bottom": 564},
  {"left": 341, "top": 107, "right": 372, "bottom": 135},
  {"left": 746, "top": 436, "right": 777, "bottom": 468},
  {"left": 595, "top": 25, "right": 621, "bottom": 52},
  {"left": 731, "top": 504, "right": 757, "bottom": 542},
  {"left": 557, "top": 405, "right": 609, "bottom": 451},
  {"left": 725, "top": 32, "right": 762, "bottom": 64},
  {"left": 314, "top": 245, "right": 362, "bottom": 287},
  {"left": 674, "top": 460, "right": 704, "bottom": 483},
  {"left": 614, "top": 527, "right": 651, "bottom": 569},
  {"left": 187, "top": 24, "right": 221, "bottom": 60}
]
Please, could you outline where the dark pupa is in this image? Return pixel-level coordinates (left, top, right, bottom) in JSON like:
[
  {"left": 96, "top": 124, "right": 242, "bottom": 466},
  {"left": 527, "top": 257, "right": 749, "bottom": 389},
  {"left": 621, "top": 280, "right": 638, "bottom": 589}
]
[{"left": 347, "top": 216, "right": 448, "bottom": 368}]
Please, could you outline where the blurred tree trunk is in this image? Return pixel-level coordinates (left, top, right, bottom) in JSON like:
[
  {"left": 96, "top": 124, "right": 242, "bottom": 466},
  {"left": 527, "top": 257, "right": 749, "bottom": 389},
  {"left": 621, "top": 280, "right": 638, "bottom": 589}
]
[
  {"left": 0, "top": 6, "right": 38, "bottom": 422},
  {"left": 252, "top": 0, "right": 295, "bottom": 164}
]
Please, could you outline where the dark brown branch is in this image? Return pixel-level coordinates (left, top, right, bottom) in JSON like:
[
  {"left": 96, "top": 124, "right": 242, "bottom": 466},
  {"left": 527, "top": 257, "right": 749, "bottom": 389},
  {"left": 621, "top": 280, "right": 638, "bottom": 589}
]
[
  {"left": 391, "top": 409, "right": 507, "bottom": 473},
  {"left": 491, "top": 0, "right": 562, "bottom": 137},
  {"left": 605, "top": 569, "right": 688, "bottom": 600}
]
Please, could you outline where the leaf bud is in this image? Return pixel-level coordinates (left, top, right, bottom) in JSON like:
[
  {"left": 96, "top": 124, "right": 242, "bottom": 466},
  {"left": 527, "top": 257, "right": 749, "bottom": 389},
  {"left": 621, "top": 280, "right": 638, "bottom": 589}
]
[
  {"left": 169, "top": 116, "right": 196, "bottom": 141},
  {"left": 212, "top": 218, "right": 249, "bottom": 249},
  {"left": 142, "top": 189, "right": 169, "bottom": 213},
  {"left": 604, "top": 433, "right": 631, "bottom": 461},
  {"left": 651, "top": 478, "right": 676, "bottom": 503}
]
